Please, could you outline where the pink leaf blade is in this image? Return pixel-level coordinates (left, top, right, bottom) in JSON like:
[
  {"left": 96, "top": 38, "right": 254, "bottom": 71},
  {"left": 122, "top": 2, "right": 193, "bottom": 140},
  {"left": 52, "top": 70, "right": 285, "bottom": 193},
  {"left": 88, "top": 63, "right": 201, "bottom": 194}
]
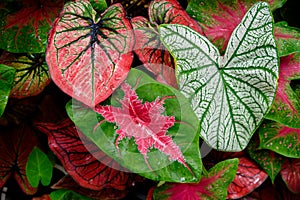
[{"left": 280, "top": 158, "right": 300, "bottom": 194}]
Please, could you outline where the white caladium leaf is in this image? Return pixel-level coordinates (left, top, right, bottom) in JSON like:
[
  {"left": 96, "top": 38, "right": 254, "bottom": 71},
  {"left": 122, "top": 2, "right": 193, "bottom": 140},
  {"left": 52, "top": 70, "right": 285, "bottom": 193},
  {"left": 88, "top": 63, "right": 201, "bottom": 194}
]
[{"left": 159, "top": 2, "right": 279, "bottom": 151}]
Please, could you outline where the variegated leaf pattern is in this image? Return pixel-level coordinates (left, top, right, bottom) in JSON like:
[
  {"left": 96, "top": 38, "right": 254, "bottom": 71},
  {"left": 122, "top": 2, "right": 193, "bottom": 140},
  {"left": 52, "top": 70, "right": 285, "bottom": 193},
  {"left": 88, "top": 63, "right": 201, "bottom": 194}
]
[{"left": 159, "top": 2, "right": 279, "bottom": 151}]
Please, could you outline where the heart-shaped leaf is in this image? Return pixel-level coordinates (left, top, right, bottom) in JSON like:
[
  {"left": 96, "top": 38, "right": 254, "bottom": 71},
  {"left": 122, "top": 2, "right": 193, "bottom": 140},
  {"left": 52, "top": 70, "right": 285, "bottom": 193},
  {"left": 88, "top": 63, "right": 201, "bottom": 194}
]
[
  {"left": 46, "top": 1, "right": 134, "bottom": 107},
  {"left": 34, "top": 118, "right": 133, "bottom": 190},
  {"left": 227, "top": 157, "right": 268, "bottom": 199},
  {"left": 0, "top": 0, "right": 64, "bottom": 53},
  {"left": 266, "top": 53, "right": 300, "bottom": 128},
  {"left": 275, "top": 22, "right": 300, "bottom": 57},
  {"left": 186, "top": 0, "right": 286, "bottom": 53},
  {"left": 280, "top": 158, "right": 300, "bottom": 194},
  {"left": 0, "top": 64, "right": 15, "bottom": 117},
  {"left": 159, "top": 2, "right": 279, "bottom": 151},
  {"left": 259, "top": 121, "right": 300, "bottom": 158},
  {"left": 153, "top": 158, "right": 238, "bottom": 200},
  {"left": 247, "top": 135, "right": 284, "bottom": 183},
  {"left": 0, "top": 52, "right": 51, "bottom": 98},
  {"left": 0, "top": 124, "right": 39, "bottom": 195},
  {"left": 26, "top": 146, "right": 53, "bottom": 187},
  {"left": 67, "top": 68, "right": 202, "bottom": 182}
]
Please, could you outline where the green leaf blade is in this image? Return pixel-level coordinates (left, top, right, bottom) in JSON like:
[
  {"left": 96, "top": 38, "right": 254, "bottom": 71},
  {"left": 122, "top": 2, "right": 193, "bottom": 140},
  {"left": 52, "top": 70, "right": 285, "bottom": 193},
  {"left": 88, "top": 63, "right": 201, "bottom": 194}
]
[
  {"left": 26, "top": 147, "right": 53, "bottom": 187},
  {"left": 159, "top": 2, "right": 279, "bottom": 151},
  {"left": 0, "top": 64, "right": 15, "bottom": 117}
]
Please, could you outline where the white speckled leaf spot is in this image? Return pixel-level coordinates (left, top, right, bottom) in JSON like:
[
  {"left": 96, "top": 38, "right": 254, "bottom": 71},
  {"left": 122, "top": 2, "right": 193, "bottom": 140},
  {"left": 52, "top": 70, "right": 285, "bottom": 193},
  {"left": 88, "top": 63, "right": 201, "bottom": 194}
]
[{"left": 159, "top": 2, "right": 279, "bottom": 151}]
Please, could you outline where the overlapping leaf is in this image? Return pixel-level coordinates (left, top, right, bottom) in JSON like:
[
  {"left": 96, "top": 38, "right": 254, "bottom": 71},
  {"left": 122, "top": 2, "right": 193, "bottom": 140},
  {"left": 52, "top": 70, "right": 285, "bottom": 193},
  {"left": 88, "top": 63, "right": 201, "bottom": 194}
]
[
  {"left": 280, "top": 158, "right": 300, "bottom": 194},
  {"left": 186, "top": 0, "right": 286, "bottom": 53},
  {"left": 34, "top": 118, "right": 134, "bottom": 190},
  {"left": 259, "top": 121, "right": 300, "bottom": 158},
  {"left": 0, "top": 124, "right": 39, "bottom": 195},
  {"left": 67, "top": 68, "right": 202, "bottom": 182},
  {"left": 266, "top": 53, "right": 300, "bottom": 128},
  {"left": 0, "top": 64, "right": 15, "bottom": 117},
  {"left": 0, "top": 0, "right": 64, "bottom": 53},
  {"left": 132, "top": 0, "right": 203, "bottom": 88},
  {"left": 227, "top": 157, "right": 268, "bottom": 199},
  {"left": 160, "top": 2, "right": 279, "bottom": 151},
  {"left": 0, "top": 52, "right": 51, "bottom": 98},
  {"left": 46, "top": 1, "right": 134, "bottom": 107},
  {"left": 153, "top": 159, "right": 238, "bottom": 200}
]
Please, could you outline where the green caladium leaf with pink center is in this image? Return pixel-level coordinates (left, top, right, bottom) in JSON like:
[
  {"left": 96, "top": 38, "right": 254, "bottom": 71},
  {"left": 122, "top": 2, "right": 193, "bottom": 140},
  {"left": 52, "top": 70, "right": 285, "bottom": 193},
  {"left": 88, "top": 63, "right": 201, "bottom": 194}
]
[
  {"left": 186, "top": 0, "right": 286, "bottom": 53},
  {"left": 266, "top": 53, "right": 300, "bottom": 128},
  {"left": 0, "top": 64, "right": 15, "bottom": 117},
  {"left": 153, "top": 159, "right": 238, "bottom": 200},
  {"left": 66, "top": 68, "right": 202, "bottom": 183},
  {"left": 160, "top": 2, "right": 279, "bottom": 151},
  {"left": 46, "top": 1, "right": 134, "bottom": 107},
  {"left": 0, "top": 52, "right": 51, "bottom": 98},
  {"left": 274, "top": 22, "right": 300, "bottom": 57},
  {"left": 132, "top": 0, "right": 204, "bottom": 88},
  {"left": 0, "top": 0, "right": 64, "bottom": 53},
  {"left": 259, "top": 121, "right": 300, "bottom": 158},
  {"left": 247, "top": 135, "right": 284, "bottom": 183}
]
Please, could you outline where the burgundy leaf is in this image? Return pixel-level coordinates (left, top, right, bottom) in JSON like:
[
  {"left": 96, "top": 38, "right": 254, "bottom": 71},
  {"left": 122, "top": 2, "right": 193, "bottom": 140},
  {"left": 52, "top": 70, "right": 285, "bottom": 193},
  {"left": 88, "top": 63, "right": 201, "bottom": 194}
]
[
  {"left": 227, "top": 157, "right": 268, "bottom": 199},
  {"left": 0, "top": 124, "right": 38, "bottom": 195},
  {"left": 34, "top": 118, "right": 134, "bottom": 190},
  {"left": 46, "top": 1, "right": 134, "bottom": 107},
  {"left": 0, "top": 52, "right": 51, "bottom": 98},
  {"left": 52, "top": 175, "right": 129, "bottom": 200},
  {"left": 266, "top": 53, "right": 300, "bottom": 128},
  {"left": 95, "top": 82, "right": 192, "bottom": 174},
  {"left": 280, "top": 158, "right": 300, "bottom": 193}
]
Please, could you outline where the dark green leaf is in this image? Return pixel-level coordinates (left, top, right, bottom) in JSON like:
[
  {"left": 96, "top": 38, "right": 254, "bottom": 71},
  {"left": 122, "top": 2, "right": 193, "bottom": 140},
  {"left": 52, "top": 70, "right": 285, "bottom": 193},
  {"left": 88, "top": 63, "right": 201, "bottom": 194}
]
[{"left": 50, "top": 189, "right": 92, "bottom": 200}]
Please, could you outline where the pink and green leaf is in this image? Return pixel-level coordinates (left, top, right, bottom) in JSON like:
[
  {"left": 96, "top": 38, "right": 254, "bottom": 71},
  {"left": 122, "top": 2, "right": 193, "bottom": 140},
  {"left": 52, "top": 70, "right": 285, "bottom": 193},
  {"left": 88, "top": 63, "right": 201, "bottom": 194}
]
[
  {"left": 275, "top": 22, "right": 300, "bottom": 57},
  {"left": 0, "top": 52, "right": 51, "bottom": 98},
  {"left": 280, "top": 158, "right": 300, "bottom": 194},
  {"left": 0, "top": 0, "right": 64, "bottom": 53},
  {"left": 34, "top": 118, "right": 134, "bottom": 191},
  {"left": 259, "top": 121, "right": 300, "bottom": 158},
  {"left": 0, "top": 64, "right": 15, "bottom": 117},
  {"left": 247, "top": 135, "right": 284, "bottom": 183},
  {"left": 266, "top": 53, "right": 300, "bottom": 128},
  {"left": 66, "top": 68, "right": 202, "bottom": 183},
  {"left": 186, "top": 0, "right": 286, "bottom": 53},
  {"left": 227, "top": 157, "right": 268, "bottom": 199},
  {"left": 153, "top": 159, "right": 238, "bottom": 200},
  {"left": 46, "top": 1, "right": 134, "bottom": 107}
]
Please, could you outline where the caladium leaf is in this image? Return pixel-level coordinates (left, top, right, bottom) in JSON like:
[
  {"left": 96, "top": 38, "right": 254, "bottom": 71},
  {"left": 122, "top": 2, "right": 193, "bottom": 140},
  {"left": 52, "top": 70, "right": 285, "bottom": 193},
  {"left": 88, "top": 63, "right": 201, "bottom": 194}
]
[
  {"left": 52, "top": 175, "right": 130, "bottom": 200},
  {"left": 275, "top": 22, "right": 300, "bottom": 57},
  {"left": 67, "top": 68, "right": 202, "bottom": 182},
  {"left": 280, "top": 158, "right": 300, "bottom": 194},
  {"left": 266, "top": 53, "right": 300, "bottom": 128},
  {"left": 0, "top": 124, "right": 38, "bottom": 195},
  {"left": 247, "top": 135, "right": 284, "bottom": 183},
  {"left": 46, "top": 1, "right": 134, "bottom": 107},
  {"left": 186, "top": 0, "right": 286, "bottom": 53},
  {"left": 0, "top": 0, "right": 64, "bottom": 53},
  {"left": 90, "top": 0, "right": 107, "bottom": 13},
  {"left": 0, "top": 52, "right": 51, "bottom": 98},
  {"left": 50, "top": 189, "right": 92, "bottom": 200},
  {"left": 132, "top": 0, "right": 203, "bottom": 88},
  {"left": 0, "top": 64, "right": 15, "bottom": 117},
  {"left": 26, "top": 146, "right": 53, "bottom": 187},
  {"left": 227, "top": 157, "right": 268, "bottom": 199},
  {"left": 259, "top": 121, "right": 300, "bottom": 158},
  {"left": 159, "top": 2, "right": 279, "bottom": 151},
  {"left": 34, "top": 118, "right": 134, "bottom": 190},
  {"left": 153, "top": 158, "right": 238, "bottom": 200}
]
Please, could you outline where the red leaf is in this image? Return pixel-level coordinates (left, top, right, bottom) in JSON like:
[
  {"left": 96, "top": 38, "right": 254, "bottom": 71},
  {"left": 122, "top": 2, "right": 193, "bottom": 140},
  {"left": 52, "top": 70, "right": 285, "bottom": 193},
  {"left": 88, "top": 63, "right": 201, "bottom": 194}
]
[
  {"left": 280, "top": 158, "right": 300, "bottom": 193},
  {"left": 0, "top": 124, "right": 38, "bottom": 195},
  {"left": 46, "top": 2, "right": 134, "bottom": 107},
  {"left": 52, "top": 175, "right": 129, "bottom": 200},
  {"left": 95, "top": 82, "right": 192, "bottom": 173},
  {"left": 227, "top": 157, "right": 268, "bottom": 199},
  {"left": 34, "top": 118, "right": 133, "bottom": 190}
]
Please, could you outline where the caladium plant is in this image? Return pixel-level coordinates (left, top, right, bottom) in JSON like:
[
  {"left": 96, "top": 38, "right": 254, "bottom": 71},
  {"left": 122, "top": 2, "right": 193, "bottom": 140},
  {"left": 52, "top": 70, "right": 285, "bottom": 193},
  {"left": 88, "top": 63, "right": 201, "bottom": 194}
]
[{"left": 159, "top": 2, "right": 279, "bottom": 151}]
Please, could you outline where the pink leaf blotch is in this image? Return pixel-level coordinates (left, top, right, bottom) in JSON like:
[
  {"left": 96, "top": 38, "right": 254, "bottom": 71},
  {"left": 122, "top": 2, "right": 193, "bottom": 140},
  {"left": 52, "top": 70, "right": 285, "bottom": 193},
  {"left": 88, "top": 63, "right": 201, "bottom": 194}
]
[{"left": 95, "top": 82, "right": 193, "bottom": 174}]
